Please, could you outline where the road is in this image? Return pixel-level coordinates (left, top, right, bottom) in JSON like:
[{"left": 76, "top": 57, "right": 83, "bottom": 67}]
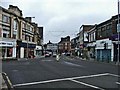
[{"left": 2, "top": 55, "right": 120, "bottom": 89}]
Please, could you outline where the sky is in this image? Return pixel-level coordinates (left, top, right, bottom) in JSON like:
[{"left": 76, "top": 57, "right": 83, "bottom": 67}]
[{"left": 0, "top": 0, "right": 118, "bottom": 43}]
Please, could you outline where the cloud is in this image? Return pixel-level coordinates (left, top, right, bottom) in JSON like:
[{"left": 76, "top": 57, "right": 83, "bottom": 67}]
[{"left": 1, "top": 0, "right": 117, "bottom": 43}]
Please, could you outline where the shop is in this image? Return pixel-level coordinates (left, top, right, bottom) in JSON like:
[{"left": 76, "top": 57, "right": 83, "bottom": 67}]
[
  {"left": 110, "top": 34, "right": 120, "bottom": 62},
  {"left": 95, "top": 38, "right": 113, "bottom": 62},
  {"left": 35, "top": 45, "right": 43, "bottom": 57},
  {"left": 18, "top": 42, "right": 36, "bottom": 58},
  {"left": 0, "top": 39, "right": 16, "bottom": 59},
  {"left": 79, "top": 44, "right": 84, "bottom": 57},
  {"left": 87, "top": 42, "right": 96, "bottom": 59}
]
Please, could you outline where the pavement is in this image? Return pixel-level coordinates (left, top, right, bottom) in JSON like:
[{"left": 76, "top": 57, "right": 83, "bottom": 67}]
[
  {"left": 17, "top": 56, "right": 45, "bottom": 61},
  {"left": 1, "top": 73, "right": 8, "bottom": 90},
  {"left": 1, "top": 72, "right": 14, "bottom": 90},
  {"left": 69, "top": 55, "right": 118, "bottom": 65}
]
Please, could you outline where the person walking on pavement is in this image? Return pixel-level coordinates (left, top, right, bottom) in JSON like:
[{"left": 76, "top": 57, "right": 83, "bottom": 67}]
[{"left": 56, "top": 54, "right": 60, "bottom": 61}]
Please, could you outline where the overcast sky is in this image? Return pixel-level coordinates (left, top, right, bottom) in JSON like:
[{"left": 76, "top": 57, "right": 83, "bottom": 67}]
[{"left": 0, "top": 0, "right": 118, "bottom": 43}]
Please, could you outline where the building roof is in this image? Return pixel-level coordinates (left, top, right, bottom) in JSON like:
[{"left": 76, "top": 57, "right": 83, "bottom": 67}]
[{"left": 1, "top": 5, "right": 35, "bottom": 25}]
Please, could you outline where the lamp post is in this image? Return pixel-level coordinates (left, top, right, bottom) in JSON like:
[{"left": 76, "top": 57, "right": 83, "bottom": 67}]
[{"left": 117, "top": 0, "right": 120, "bottom": 65}]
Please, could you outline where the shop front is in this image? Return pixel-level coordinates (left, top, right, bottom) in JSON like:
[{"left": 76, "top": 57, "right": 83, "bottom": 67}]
[
  {"left": 95, "top": 39, "right": 113, "bottom": 62},
  {"left": 35, "top": 45, "right": 43, "bottom": 57},
  {"left": 0, "top": 39, "right": 16, "bottom": 60},
  {"left": 87, "top": 42, "right": 96, "bottom": 59},
  {"left": 18, "top": 42, "right": 36, "bottom": 58},
  {"left": 109, "top": 34, "right": 120, "bottom": 62}
]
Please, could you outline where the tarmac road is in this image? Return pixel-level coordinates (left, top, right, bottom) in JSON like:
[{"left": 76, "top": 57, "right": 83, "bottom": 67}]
[{"left": 2, "top": 56, "right": 120, "bottom": 89}]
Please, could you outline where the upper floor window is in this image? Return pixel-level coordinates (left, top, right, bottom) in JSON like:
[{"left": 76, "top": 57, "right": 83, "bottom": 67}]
[
  {"left": 93, "top": 32, "right": 95, "bottom": 41},
  {"left": 13, "top": 31, "right": 17, "bottom": 39},
  {"left": 2, "top": 15, "right": 10, "bottom": 23},
  {"left": 30, "top": 27, "right": 33, "bottom": 32},
  {"left": 106, "top": 24, "right": 112, "bottom": 30},
  {"left": 32, "top": 37, "right": 34, "bottom": 42},
  {"left": 97, "top": 28, "right": 101, "bottom": 38},
  {"left": 3, "top": 33, "right": 7, "bottom": 38},
  {"left": 22, "top": 23, "right": 26, "bottom": 29},
  {"left": 13, "top": 20, "right": 18, "bottom": 31},
  {"left": 27, "top": 25, "right": 30, "bottom": 31},
  {"left": 2, "top": 30, "right": 9, "bottom": 38}
]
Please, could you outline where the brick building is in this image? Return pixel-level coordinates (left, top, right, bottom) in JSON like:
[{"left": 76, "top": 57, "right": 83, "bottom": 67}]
[
  {"left": 95, "top": 15, "right": 120, "bottom": 62},
  {"left": 58, "top": 36, "right": 71, "bottom": 54},
  {"left": 78, "top": 25, "right": 94, "bottom": 58}
]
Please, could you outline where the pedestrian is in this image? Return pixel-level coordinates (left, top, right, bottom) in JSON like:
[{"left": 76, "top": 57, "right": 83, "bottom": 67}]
[{"left": 56, "top": 54, "right": 60, "bottom": 61}]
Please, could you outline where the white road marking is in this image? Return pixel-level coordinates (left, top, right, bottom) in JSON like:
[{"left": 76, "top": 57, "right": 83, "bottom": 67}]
[
  {"left": 69, "top": 73, "right": 109, "bottom": 80},
  {"left": 116, "top": 82, "right": 120, "bottom": 85},
  {"left": 108, "top": 73, "right": 120, "bottom": 77},
  {"left": 13, "top": 78, "right": 68, "bottom": 87},
  {"left": 64, "top": 61, "right": 84, "bottom": 67},
  {"left": 12, "top": 70, "right": 18, "bottom": 72},
  {"left": 13, "top": 73, "right": 109, "bottom": 87},
  {"left": 41, "top": 60, "right": 52, "bottom": 62},
  {"left": 70, "top": 79, "right": 104, "bottom": 90}
]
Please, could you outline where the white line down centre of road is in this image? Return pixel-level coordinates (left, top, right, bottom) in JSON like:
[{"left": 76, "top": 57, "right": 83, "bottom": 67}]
[{"left": 64, "top": 61, "right": 84, "bottom": 67}]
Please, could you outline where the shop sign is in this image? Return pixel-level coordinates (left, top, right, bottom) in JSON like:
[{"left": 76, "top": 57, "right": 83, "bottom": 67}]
[{"left": 0, "top": 41, "right": 15, "bottom": 47}]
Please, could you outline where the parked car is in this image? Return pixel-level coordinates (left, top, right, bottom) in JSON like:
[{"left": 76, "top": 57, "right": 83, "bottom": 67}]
[
  {"left": 66, "top": 52, "right": 71, "bottom": 56},
  {"left": 62, "top": 53, "right": 65, "bottom": 55},
  {"left": 45, "top": 52, "right": 51, "bottom": 57},
  {"left": 52, "top": 52, "right": 57, "bottom": 57}
]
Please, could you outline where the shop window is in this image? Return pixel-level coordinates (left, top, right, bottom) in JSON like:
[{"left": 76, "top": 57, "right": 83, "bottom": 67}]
[
  {"left": 7, "top": 48, "right": 13, "bottom": 57},
  {"left": 2, "top": 48, "right": 6, "bottom": 57},
  {"left": 2, "top": 48, "right": 13, "bottom": 57}
]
